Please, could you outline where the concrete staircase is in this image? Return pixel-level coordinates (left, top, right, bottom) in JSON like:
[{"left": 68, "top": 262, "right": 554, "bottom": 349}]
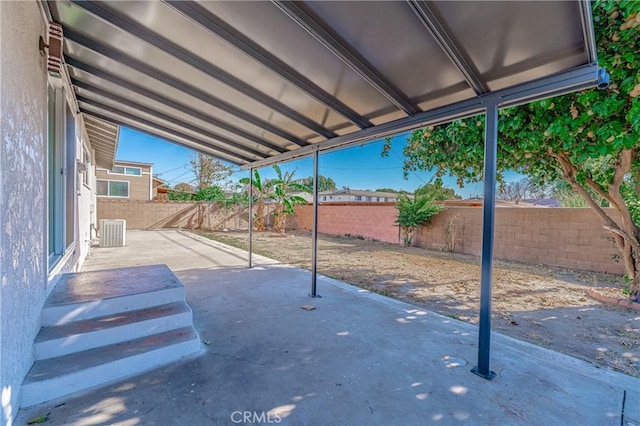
[{"left": 21, "top": 264, "right": 202, "bottom": 407}]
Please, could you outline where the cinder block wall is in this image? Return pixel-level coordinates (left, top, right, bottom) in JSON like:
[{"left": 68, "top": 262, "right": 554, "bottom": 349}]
[
  {"left": 98, "top": 199, "right": 625, "bottom": 275},
  {"left": 293, "top": 204, "right": 624, "bottom": 275},
  {"left": 293, "top": 202, "right": 399, "bottom": 244},
  {"left": 413, "top": 207, "right": 623, "bottom": 274},
  {"left": 97, "top": 199, "right": 249, "bottom": 230}
]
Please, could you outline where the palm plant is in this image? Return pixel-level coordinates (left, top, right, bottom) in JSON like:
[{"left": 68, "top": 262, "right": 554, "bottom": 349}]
[
  {"left": 239, "top": 169, "right": 273, "bottom": 231},
  {"left": 395, "top": 194, "right": 443, "bottom": 246},
  {"left": 270, "top": 165, "right": 311, "bottom": 234}
]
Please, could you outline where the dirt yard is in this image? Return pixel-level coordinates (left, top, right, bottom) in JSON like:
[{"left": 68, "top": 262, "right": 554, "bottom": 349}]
[{"left": 197, "top": 230, "right": 640, "bottom": 377}]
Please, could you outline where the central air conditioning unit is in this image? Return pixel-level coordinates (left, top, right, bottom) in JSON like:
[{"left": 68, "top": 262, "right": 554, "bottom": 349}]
[{"left": 99, "top": 219, "right": 126, "bottom": 247}]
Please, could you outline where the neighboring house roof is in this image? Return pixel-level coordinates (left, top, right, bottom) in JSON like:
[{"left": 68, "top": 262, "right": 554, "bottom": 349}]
[
  {"left": 112, "top": 160, "right": 154, "bottom": 167},
  {"left": 152, "top": 176, "right": 166, "bottom": 187}
]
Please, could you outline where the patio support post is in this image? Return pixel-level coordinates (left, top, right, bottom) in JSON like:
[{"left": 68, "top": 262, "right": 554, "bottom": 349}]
[
  {"left": 310, "top": 148, "right": 320, "bottom": 297},
  {"left": 471, "top": 102, "right": 498, "bottom": 380},
  {"left": 248, "top": 167, "right": 253, "bottom": 269}
]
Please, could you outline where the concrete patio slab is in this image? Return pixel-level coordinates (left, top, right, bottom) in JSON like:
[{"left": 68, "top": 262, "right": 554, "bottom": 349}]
[{"left": 16, "top": 230, "right": 639, "bottom": 425}]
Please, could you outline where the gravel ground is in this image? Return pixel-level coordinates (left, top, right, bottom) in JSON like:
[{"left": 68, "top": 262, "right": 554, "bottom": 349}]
[{"left": 197, "top": 230, "right": 640, "bottom": 377}]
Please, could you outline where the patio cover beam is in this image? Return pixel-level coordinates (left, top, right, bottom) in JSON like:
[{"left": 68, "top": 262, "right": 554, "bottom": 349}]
[
  {"left": 273, "top": 1, "right": 418, "bottom": 117},
  {"left": 165, "top": 0, "right": 370, "bottom": 132},
  {"left": 69, "top": 0, "right": 336, "bottom": 140},
  {"left": 73, "top": 79, "right": 269, "bottom": 159},
  {"left": 64, "top": 29, "right": 309, "bottom": 148},
  {"left": 408, "top": 0, "right": 489, "bottom": 95},
  {"left": 241, "top": 63, "right": 604, "bottom": 170},
  {"left": 66, "top": 58, "right": 287, "bottom": 155},
  {"left": 79, "top": 100, "right": 251, "bottom": 164}
]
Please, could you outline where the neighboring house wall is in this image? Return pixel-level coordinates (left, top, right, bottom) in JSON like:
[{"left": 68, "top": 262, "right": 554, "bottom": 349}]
[
  {"left": 318, "top": 191, "right": 399, "bottom": 203},
  {"left": 1, "top": 3, "right": 97, "bottom": 423},
  {"left": 1, "top": 3, "right": 48, "bottom": 423},
  {"left": 95, "top": 162, "right": 152, "bottom": 201}
]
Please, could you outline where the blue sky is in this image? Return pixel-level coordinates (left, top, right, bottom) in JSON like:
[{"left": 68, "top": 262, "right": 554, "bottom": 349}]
[{"left": 115, "top": 126, "right": 515, "bottom": 198}]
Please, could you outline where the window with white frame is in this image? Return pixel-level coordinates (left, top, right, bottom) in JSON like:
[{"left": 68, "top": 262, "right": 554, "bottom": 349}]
[
  {"left": 108, "top": 165, "right": 141, "bottom": 176},
  {"left": 97, "top": 179, "right": 129, "bottom": 197}
]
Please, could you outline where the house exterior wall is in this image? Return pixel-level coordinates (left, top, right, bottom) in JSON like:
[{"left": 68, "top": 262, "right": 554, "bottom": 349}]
[
  {"left": 95, "top": 163, "right": 152, "bottom": 201},
  {"left": 0, "top": 2, "right": 47, "bottom": 423},
  {"left": 0, "top": 3, "right": 98, "bottom": 423}
]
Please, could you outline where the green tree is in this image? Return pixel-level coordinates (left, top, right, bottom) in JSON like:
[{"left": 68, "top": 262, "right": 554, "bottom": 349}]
[
  {"left": 303, "top": 175, "right": 337, "bottom": 192},
  {"left": 395, "top": 194, "right": 443, "bottom": 246},
  {"left": 190, "top": 153, "right": 233, "bottom": 190},
  {"left": 386, "top": 1, "right": 640, "bottom": 300},
  {"left": 271, "top": 165, "right": 312, "bottom": 233},
  {"left": 415, "top": 182, "right": 461, "bottom": 200},
  {"left": 173, "top": 182, "right": 194, "bottom": 193}
]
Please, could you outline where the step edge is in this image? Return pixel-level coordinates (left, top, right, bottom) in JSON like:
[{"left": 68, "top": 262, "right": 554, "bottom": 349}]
[
  {"left": 36, "top": 301, "right": 191, "bottom": 343},
  {"left": 34, "top": 311, "right": 194, "bottom": 360},
  {"left": 21, "top": 337, "right": 202, "bottom": 407}
]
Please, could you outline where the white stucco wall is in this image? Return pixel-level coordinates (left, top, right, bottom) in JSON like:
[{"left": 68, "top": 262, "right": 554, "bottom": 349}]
[{"left": 0, "top": 2, "right": 47, "bottom": 425}]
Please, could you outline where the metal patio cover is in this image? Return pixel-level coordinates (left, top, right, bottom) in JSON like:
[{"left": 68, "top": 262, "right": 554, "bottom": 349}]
[{"left": 48, "top": 0, "right": 600, "bottom": 169}]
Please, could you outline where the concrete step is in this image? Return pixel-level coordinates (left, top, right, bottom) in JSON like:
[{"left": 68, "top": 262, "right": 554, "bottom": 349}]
[
  {"left": 42, "top": 264, "right": 185, "bottom": 326},
  {"left": 34, "top": 302, "right": 193, "bottom": 360},
  {"left": 21, "top": 327, "right": 202, "bottom": 407}
]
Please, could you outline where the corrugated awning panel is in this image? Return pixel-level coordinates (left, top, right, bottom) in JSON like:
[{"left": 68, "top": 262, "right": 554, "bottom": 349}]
[{"left": 47, "top": 0, "right": 598, "bottom": 167}]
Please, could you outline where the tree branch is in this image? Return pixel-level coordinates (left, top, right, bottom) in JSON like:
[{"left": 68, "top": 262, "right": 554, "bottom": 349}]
[
  {"left": 603, "top": 225, "right": 640, "bottom": 253},
  {"left": 549, "top": 149, "right": 621, "bottom": 229}
]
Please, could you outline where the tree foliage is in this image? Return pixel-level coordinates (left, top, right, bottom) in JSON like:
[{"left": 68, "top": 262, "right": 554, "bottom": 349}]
[
  {"left": 302, "top": 175, "right": 337, "bottom": 192},
  {"left": 193, "top": 186, "right": 225, "bottom": 202},
  {"left": 173, "top": 182, "right": 194, "bottom": 193},
  {"left": 415, "top": 182, "right": 461, "bottom": 201},
  {"left": 240, "top": 166, "right": 311, "bottom": 233},
  {"left": 386, "top": 0, "right": 640, "bottom": 300},
  {"left": 190, "top": 153, "right": 233, "bottom": 190},
  {"left": 395, "top": 194, "right": 443, "bottom": 246}
]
